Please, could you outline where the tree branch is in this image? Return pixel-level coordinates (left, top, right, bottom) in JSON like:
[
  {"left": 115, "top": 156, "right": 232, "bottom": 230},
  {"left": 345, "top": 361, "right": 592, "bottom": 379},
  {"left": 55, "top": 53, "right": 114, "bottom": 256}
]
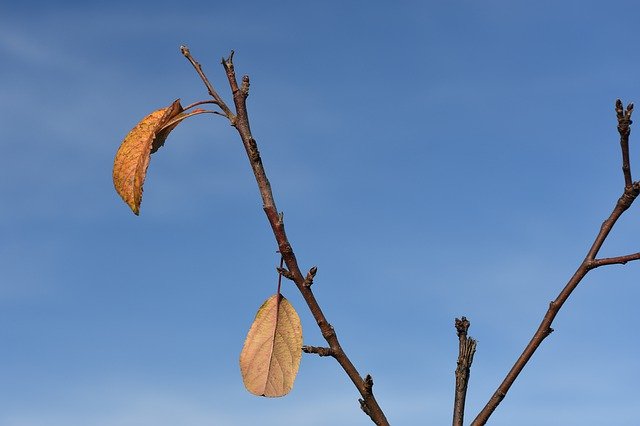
[
  {"left": 180, "top": 46, "right": 235, "bottom": 121},
  {"left": 616, "top": 99, "right": 634, "bottom": 188},
  {"left": 303, "top": 345, "right": 335, "bottom": 357},
  {"left": 471, "top": 100, "right": 640, "bottom": 425},
  {"left": 591, "top": 252, "right": 640, "bottom": 267},
  {"left": 452, "top": 317, "right": 476, "bottom": 426},
  {"left": 181, "top": 47, "right": 390, "bottom": 426}
]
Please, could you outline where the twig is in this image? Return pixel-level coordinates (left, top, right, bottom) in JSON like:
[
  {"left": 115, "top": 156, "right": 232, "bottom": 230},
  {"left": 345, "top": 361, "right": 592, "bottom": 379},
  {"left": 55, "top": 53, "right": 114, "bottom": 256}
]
[
  {"left": 471, "top": 100, "right": 640, "bottom": 425},
  {"left": 182, "top": 47, "right": 390, "bottom": 426},
  {"left": 302, "top": 345, "right": 334, "bottom": 357},
  {"left": 616, "top": 99, "right": 634, "bottom": 187},
  {"left": 591, "top": 252, "right": 640, "bottom": 267},
  {"left": 180, "top": 46, "right": 235, "bottom": 121},
  {"left": 453, "top": 317, "right": 476, "bottom": 426}
]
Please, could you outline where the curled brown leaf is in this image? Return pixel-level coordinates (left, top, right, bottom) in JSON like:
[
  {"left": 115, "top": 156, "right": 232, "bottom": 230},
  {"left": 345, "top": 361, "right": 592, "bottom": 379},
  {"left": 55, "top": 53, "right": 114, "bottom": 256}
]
[{"left": 112, "top": 100, "right": 183, "bottom": 215}]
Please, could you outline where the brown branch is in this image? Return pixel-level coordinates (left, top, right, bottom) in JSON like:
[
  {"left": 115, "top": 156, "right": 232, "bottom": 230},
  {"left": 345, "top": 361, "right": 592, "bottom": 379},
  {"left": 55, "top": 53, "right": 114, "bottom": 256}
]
[
  {"left": 182, "top": 47, "right": 390, "bottom": 426},
  {"left": 471, "top": 101, "right": 640, "bottom": 425},
  {"left": 303, "top": 345, "right": 335, "bottom": 357},
  {"left": 591, "top": 252, "right": 640, "bottom": 267},
  {"left": 180, "top": 46, "right": 235, "bottom": 121},
  {"left": 453, "top": 317, "right": 477, "bottom": 426},
  {"left": 616, "top": 99, "right": 634, "bottom": 187}
]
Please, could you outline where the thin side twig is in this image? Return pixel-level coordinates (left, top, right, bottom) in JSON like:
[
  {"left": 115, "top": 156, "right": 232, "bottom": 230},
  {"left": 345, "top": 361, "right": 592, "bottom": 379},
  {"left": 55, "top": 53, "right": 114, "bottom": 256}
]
[
  {"left": 180, "top": 46, "right": 235, "bottom": 120},
  {"left": 181, "top": 46, "right": 390, "bottom": 426},
  {"left": 452, "top": 317, "right": 477, "bottom": 426},
  {"left": 303, "top": 345, "right": 335, "bottom": 357},
  {"left": 591, "top": 252, "right": 640, "bottom": 267},
  {"left": 471, "top": 100, "right": 640, "bottom": 425}
]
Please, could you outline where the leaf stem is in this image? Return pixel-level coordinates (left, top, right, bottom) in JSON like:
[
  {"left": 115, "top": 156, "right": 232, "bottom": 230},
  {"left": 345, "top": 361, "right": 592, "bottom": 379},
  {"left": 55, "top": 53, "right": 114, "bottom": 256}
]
[
  {"left": 277, "top": 256, "right": 284, "bottom": 296},
  {"left": 184, "top": 99, "right": 219, "bottom": 111},
  {"left": 158, "top": 109, "right": 215, "bottom": 132}
]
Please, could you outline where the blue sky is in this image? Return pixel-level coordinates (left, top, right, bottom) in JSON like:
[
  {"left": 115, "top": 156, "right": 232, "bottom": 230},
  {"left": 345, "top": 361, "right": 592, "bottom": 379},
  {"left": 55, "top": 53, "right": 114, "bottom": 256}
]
[{"left": 2, "top": 1, "right": 640, "bottom": 425}]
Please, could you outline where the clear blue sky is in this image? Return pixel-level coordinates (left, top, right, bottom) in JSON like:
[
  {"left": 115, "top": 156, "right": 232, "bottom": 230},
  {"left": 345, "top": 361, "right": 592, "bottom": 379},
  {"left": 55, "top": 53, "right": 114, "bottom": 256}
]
[{"left": 2, "top": 1, "right": 640, "bottom": 425}]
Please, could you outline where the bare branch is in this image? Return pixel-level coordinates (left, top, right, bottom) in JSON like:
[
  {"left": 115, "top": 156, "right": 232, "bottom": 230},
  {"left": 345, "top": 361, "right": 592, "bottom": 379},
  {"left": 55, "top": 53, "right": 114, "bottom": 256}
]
[
  {"left": 616, "top": 99, "right": 634, "bottom": 187},
  {"left": 180, "top": 45, "right": 235, "bottom": 121},
  {"left": 591, "top": 252, "right": 640, "bottom": 267},
  {"left": 471, "top": 101, "right": 640, "bottom": 425},
  {"left": 303, "top": 345, "right": 335, "bottom": 357},
  {"left": 453, "top": 317, "right": 477, "bottom": 426}
]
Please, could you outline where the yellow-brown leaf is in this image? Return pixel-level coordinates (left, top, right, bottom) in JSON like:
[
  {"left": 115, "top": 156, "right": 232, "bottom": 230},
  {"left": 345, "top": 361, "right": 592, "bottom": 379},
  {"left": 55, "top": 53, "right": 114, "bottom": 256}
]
[
  {"left": 112, "top": 100, "right": 183, "bottom": 215},
  {"left": 239, "top": 294, "right": 303, "bottom": 397}
]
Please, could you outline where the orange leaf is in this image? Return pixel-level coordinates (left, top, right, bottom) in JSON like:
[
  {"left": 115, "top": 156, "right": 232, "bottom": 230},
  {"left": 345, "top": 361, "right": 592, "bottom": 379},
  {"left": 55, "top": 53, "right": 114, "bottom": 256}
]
[
  {"left": 112, "top": 100, "right": 184, "bottom": 215},
  {"left": 240, "top": 294, "right": 303, "bottom": 397}
]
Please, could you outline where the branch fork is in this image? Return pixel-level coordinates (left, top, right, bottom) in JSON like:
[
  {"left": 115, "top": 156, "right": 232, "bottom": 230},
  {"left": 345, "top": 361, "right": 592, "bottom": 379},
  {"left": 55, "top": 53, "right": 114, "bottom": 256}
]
[{"left": 471, "top": 100, "right": 640, "bottom": 425}]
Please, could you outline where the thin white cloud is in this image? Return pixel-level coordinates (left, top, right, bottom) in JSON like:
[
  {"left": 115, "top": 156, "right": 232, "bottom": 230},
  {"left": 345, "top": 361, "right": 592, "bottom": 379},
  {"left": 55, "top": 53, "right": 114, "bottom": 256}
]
[
  {"left": 0, "top": 28, "right": 54, "bottom": 65},
  {"left": 0, "top": 26, "right": 88, "bottom": 72}
]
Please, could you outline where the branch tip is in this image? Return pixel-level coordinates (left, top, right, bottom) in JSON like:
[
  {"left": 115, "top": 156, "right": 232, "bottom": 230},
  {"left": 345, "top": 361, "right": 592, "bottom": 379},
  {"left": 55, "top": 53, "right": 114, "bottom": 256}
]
[
  {"left": 364, "top": 374, "right": 374, "bottom": 393},
  {"left": 455, "top": 316, "right": 471, "bottom": 337},
  {"left": 617, "top": 99, "right": 634, "bottom": 132},
  {"left": 222, "top": 50, "right": 235, "bottom": 67},
  {"left": 181, "top": 46, "right": 235, "bottom": 121},
  {"left": 303, "top": 266, "right": 318, "bottom": 287},
  {"left": 453, "top": 316, "right": 476, "bottom": 426}
]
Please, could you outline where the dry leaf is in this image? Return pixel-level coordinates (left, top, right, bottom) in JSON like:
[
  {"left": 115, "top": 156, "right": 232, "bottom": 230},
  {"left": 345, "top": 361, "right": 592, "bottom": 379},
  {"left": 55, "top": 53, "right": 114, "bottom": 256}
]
[
  {"left": 240, "top": 294, "right": 303, "bottom": 397},
  {"left": 112, "top": 99, "right": 184, "bottom": 215}
]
